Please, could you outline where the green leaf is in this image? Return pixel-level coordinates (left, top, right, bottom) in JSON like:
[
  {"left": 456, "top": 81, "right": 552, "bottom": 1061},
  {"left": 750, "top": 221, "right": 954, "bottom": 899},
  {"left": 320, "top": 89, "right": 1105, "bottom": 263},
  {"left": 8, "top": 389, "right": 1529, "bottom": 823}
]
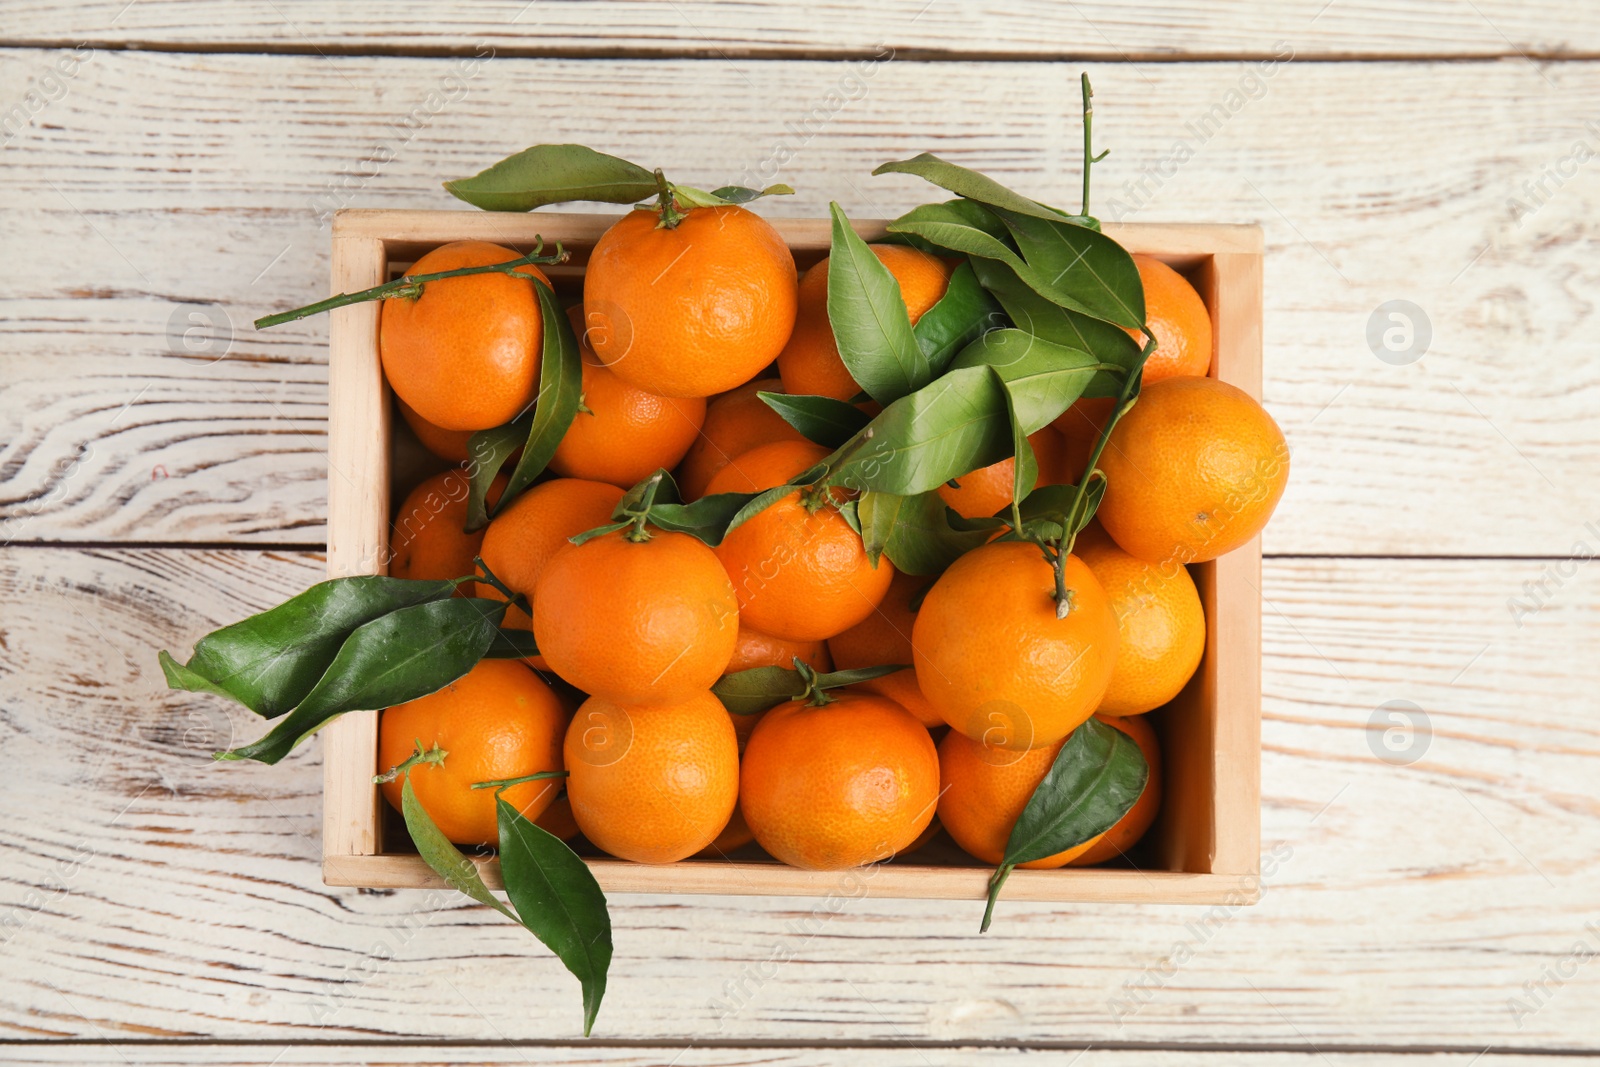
[
  {"left": 401, "top": 775, "right": 518, "bottom": 922},
  {"left": 676, "top": 183, "right": 795, "bottom": 206},
  {"left": 646, "top": 489, "right": 770, "bottom": 546},
  {"left": 484, "top": 627, "right": 540, "bottom": 659},
  {"left": 837, "top": 497, "right": 863, "bottom": 536},
  {"left": 912, "top": 260, "right": 1003, "bottom": 374},
  {"left": 949, "top": 329, "right": 1106, "bottom": 433},
  {"left": 858, "top": 490, "right": 1004, "bottom": 574},
  {"left": 497, "top": 795, "right": 613, "bottom": 1037},
  {"left": 500, "top": 280, "right": 583, "bottom": 504},
  {"left": 970, "top": 257, "right": 1142, "bottom": 398},
  {"left": 219, "top": 597, "right": 505, "bottom": 765},
  {"left": 884, "top": 199, "right": 1021, "bottom": 264},
  {"left": 982, "top": 718, "right": 1147, "bottom": 932},
  {"left": 992, "top": 209, "right": 1145, "bottom": 330},
  {"left": 999, "top": 370, "right": 1040, "bottom": 514},
  {"left": 1019, "top": 480, "right": 1107, "bottom": 542},
  {"left": 572, "top": 468, "right": 813, "bottom": 549},
  {"left": 826, "top": 335, "right": 1110, "bottom": 500},
  {"left": 712, "top": 664, "right": 908, "bottom": 717},
  {"left": 873, "top": 154, "right": 1076, "bottom": 223},
  {"left": 758, "top": 391, "right": 872, "bottom": 448},
  {"left": 1007, "top": 718, "right": 1147, "bottom": 865},
  {"left": 464, "top": 419, "right": 528, "bottom": 531},
  {"left": 160, "top": 576, "right": 459, "bottom": 719},
  {"left": 826, "top": 366, "right": 1011, "bottom": 497},
  {"left": 826, "top": 202, "right": 929, "bottom": 405},
  {"left": 444, "top": 144, "right": 656, "bottom": 212},
  {"left": 887, "top": 197, "right": 1142, "bottom": 337}
]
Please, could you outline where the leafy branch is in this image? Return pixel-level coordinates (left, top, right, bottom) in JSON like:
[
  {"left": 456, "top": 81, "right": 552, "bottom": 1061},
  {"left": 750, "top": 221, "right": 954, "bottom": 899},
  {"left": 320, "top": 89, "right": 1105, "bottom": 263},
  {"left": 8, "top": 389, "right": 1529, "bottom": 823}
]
[{"left": 254, "top": 242, "right": 569, "bottom": 329}]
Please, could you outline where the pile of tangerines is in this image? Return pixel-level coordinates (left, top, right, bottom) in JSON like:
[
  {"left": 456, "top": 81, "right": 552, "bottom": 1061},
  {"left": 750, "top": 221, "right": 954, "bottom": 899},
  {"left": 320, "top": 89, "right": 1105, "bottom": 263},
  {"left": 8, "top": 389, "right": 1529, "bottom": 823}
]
[{"left": 375, "top": 174, "right": 1286, "bottom": 879}]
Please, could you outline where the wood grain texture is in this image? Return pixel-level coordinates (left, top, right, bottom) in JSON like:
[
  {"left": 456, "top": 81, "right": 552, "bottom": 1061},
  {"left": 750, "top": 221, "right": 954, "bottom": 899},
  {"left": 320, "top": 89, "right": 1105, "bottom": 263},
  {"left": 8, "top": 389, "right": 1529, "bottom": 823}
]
[
  {"left": 1, "top": 1049, "right": 1595, "bottom": 1066},
  {"left": 0, "top": 1, "right": 1593, "bottom": 59},
  {"left": 4, "top": 548, "right": 1597, "bottom": 1047},
  {"left": 3, "top": 50, "right": 1598, "bottom": 553}
]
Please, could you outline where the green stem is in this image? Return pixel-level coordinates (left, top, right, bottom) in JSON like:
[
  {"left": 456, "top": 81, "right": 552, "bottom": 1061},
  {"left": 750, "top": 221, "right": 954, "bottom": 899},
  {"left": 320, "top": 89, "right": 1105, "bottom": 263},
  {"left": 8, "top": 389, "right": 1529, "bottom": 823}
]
[
  {"left": 1080, "top": 73, "right": 1109, "bottom": 218},
  {"left": 254, "top": 242, "right": 567, "bottom": 329},
  {"left": 470, "top": 770, "right": 570, "bottom": 792},
  {"left": 472, "top": 556, "right": 523, "bottom": 606},
  {"left": 981, "top": 864, "right": 1014, "bottom": 933},
  {"left": 373, "top": 740, "right": 447, "bottom": 785},
  {"left": 653, "top": 169, "right": 687, "bottom": 229},
  {"left": 1051, "top": 546, "right": 1073, "bottom": 620},
  {"left": 621, "top": 469, "right": 667, "bottom": 542},
  {"left": 1058, "top": 338, "right": 1156, "bottom": 561},
  {"left": 795, "top": 659, "right": 834, "bottom": 706}
]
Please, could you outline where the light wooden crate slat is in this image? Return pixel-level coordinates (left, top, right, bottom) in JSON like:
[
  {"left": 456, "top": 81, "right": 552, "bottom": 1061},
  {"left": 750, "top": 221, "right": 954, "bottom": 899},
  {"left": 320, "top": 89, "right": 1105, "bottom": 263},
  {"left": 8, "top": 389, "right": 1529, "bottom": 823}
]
[
  {"left": 2, "top": 52, "right": 1594, "bottom": 554},
  {"left": 3, "top": 548, "right": 1596, "bottom": 1044},
  {"left": 1, "top": 1, "right": 1591, "bottom": 58}
]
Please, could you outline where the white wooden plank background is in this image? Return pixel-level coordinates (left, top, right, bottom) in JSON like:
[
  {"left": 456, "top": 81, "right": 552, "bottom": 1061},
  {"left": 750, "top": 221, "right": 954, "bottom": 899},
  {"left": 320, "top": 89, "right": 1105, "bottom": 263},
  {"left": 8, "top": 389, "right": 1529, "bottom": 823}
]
[
  {"left": 2, "top": 1, "right": 1596, "bottom": 59},
  {"left": 4, "top": 1052, "right": 1597, "bottom": 1067},
  {"left": 3, "top": 3, "right": 1599, "bottom": 1062},
  {"left": 2, "top": 1052, "right": 1596, "bottom": 1067}
]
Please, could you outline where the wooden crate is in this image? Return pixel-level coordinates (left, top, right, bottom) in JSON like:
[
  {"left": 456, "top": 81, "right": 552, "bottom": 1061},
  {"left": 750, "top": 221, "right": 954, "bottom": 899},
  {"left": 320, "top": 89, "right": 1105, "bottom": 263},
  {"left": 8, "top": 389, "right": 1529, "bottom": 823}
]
[{"left": 320, "top": 209, "right": 1264, "bottom": 905}]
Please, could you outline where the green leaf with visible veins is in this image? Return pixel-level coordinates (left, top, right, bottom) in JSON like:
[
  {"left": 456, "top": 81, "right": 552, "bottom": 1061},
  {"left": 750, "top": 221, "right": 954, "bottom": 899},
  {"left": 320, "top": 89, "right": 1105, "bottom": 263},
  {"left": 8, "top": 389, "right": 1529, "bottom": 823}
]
[
  {"left": 159, "top": 575, "right": 459, "bottom": 719},
  {"left": 401, "top": 775, "right": 518, "bottom": 922},
  {"left": 496, "top": 795, "right": 613, "bottom": 1036},
  {"left": 873, "top": 154, "right": 1078, "bottom": 223},
  {"left": 759, "top": 392, "right": 873, "bottom": 449},
  {"left": 218, "top": 597, "right": 505, "bottom": 765},
  {"left": 501, "top": 280, "right": 583, "bottom": 503},
  {"left": 858, "top": 490, "right": 1004, "bottom": 573},
  {"left": 991, "top": 208, "right": 1145, "bottom": 330},
  {"left": 445, "top": 144, "right": 657, "bottom": 212},
  {"left": 826, "top": 202, "right": 929, "bottom": 405},
  {"left": 982, "top": 718, "right": 1147, "bottom": 932},
  {"left": 970, "top": 256, "right": 1142, "bottom": 398},
  {"left": 912, "top": 260, "right": 1004, "bottom": 374}
]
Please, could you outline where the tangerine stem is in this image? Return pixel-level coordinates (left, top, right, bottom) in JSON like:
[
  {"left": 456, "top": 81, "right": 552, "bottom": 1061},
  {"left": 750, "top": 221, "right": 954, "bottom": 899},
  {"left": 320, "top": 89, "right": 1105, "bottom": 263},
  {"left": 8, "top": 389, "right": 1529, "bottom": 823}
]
[
  {"left": 981, "top": 864, "right": 1014, "bottom": 933},
  {"left": 470, "top": 769, "right": 569, "bottom": 791},
  {"left": 472, "top": 556, "right": 522, "bottom": 606},
  {"left": 1051, "top": 545, "right": 1073, "bottom": 620},
  {"left": 1080, "top": 74, "right": 1110, "bottom": 218},
  {"left": 373, "top": 740, "right": 447, "bottom": 785},
  {"left": 1058, "top": 336, "right": 1157, "bottom": 560},
  {"left": 254, "top": 243, "right": 567, "bottom": 329},
  {"left": 794, "top": 659, "right": 834, "bottom": 706},
  {"left": 653, "top": 168, "right": 687, "bottom": 229}
]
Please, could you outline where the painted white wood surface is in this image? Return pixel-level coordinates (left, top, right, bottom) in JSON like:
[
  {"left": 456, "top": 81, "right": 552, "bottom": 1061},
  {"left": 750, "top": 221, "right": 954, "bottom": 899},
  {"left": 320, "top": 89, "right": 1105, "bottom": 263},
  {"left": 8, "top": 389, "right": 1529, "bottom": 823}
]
[
  {"left": 3, "top": 548, "right": 1596, "bottom": 1047},
  {"left": 2, "top": 1051, "right": 1596, "bottom": 1067},
  {"left": 2, "top": 1, "right": 1593, "bottom": 59},
  {"left": 3, "top": 50, "right": 1597, "bottom": 553}
]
